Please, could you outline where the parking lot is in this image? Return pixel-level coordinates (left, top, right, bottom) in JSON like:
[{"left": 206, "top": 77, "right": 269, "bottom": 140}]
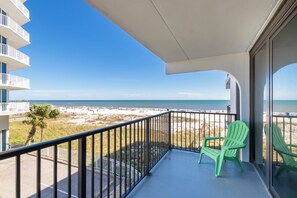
[{"left": 0, "top": 154, "right": 116, "bottom": 198}]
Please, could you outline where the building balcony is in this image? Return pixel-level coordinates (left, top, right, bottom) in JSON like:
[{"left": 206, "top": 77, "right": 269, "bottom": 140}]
[
  {"left": 0, "top": 43, "right": 30, "bottom": 70},
  {"left": 0, "top": 13, "right": 30, "bottom": 48},
  {"left": 226, "top": 74, "right": 231, "bottom": 89},
  {"left": 0, "top": 111, "right": 273, "bottom": 197},
  {"left": 0, "top": 101, "right": 29, "bottom": 116},
  {"left": 0, "top": 0, "right": 30, "bottom": 26},
  {"left": 0, "top": 73, "right": 29, "bottom": 90}
]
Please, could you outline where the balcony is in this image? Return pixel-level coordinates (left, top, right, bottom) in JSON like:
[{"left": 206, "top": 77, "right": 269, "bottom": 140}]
[
  {"left": 0, "top": 0, "right": 30, "bottom": 26},
  {"left": 0, "top": 73, "right": 29, "bottom": 90},
  {"left": 0, "top": 43, "right": 30, "bottom": 70},
  {"left": 0, "top": 13, "right": 30, "bottom": 48},
  {"left": 0, "top": 111, "right": 273, "bottom": 197},
  {"left": 226, "top": 74, "right": 231, "bottom": 89},
  {"left": 0, "top": 101, "right": 29, "bottom": 116}
]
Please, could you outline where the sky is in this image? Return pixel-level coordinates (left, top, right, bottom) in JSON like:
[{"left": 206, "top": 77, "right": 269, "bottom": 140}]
[{"left": 11, "top": 0, "right": 231, "bottom": 100}]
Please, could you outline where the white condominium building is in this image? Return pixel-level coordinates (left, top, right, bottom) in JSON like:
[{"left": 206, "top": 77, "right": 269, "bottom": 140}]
[{"left": 0, "top": 0, "right": 30, "bottom": 152}]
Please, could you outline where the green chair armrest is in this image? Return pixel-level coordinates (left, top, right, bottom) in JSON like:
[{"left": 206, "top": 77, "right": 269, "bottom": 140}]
[
  {"left": 287, "top": 144, "right": 297, "bottom": 148},
  {"left": 274, "top": 148, "right": 297, "bottom": 158},
  {"left": 202, "top": 137, "right": 224, "bottom": 147},
  {"left": 224, "top": 144, "right": 246, "bottom": 150},
  {"left": 204, "top": 137, "right": 225, "bottom": 141}
]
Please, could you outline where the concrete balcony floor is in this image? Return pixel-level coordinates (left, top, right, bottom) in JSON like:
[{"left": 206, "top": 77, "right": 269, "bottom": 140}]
[{"left": 128, "top": 150, "right": 270, "bottom": 198}]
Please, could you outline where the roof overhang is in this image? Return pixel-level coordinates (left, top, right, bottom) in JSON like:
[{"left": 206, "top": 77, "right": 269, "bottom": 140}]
[{"left": 85, "top": 0, "right": 282, "bottom": 65}]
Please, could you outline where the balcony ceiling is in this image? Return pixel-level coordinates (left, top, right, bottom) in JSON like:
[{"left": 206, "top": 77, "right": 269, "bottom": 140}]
[{"left": 86, "top": 0, "right": 281, "bottom": 63}]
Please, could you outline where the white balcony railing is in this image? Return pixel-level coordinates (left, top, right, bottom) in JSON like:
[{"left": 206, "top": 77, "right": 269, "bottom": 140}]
[
  {"left": 0, "top": 13, "right": 30, "bottom": 42},
  {"left": 0, "top": 102, "right": 29, "bottom": 115},
  {"left": 0, "top": 43, "right": 30, "bottom": 66},
  {"left": 10, "top": 0, "right": 30, "bottom": 19},
  {"left": 0, "top": 73, "right": 29, "bottom": 89}
]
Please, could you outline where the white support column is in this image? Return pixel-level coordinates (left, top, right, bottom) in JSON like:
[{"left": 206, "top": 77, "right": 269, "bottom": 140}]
[{"left": 166, "top": 52, "right": 250, "bottom": 161}]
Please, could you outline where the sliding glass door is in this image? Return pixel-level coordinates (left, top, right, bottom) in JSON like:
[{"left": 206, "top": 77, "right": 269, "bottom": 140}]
[
  {"left": 271, "top": 13, "right": 297, "bottom": 198},
  {"left": 251, "top": 2, "right": 297, "bottom": 197}
]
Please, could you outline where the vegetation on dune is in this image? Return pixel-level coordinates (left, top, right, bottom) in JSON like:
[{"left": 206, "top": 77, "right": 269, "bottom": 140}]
[
  {"left": 22, "top": 104, "right": 60, "bottom": 145},
  {"left": 10, "top": 120, "right": 104, "bottom": 145}
]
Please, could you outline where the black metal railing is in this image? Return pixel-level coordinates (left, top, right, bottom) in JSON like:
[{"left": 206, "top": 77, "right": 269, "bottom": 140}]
[
  {"left": 273, "top": 115, "right": 297, "bottom": 165},
  {"left": 0, "top": 111, "right": 236, "bottom": 198},
  {"left": 171, "top": 111, "right": 237, "bottom": 151}
]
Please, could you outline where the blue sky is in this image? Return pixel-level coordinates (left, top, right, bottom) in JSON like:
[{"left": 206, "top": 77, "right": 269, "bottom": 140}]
[{"left": 11, "top": 0, "right": 231, "bottom": 100}]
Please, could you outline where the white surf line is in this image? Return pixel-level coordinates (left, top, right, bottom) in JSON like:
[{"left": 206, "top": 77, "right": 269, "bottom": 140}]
[{"left": 41, "top": 183, "right": 78, "bottom": 198}]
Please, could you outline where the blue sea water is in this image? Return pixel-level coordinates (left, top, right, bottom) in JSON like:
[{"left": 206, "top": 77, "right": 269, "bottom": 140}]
[
  {"left": 29, "top": 100, "right": 297, "bottom": 112},
  {"left": 29, "top": 100, "right": 230, "bottom": 111}
]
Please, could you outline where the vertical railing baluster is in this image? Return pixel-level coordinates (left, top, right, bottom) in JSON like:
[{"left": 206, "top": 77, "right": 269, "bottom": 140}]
[
  {"left": 214, "top": 114, "right": 216, "bottom": 148},
  {"left": 177, "top": 112, "right": 180, "bottom": 149},
  {"left": 54, "top": 145, "right": 58, "bottom": 198},
  {"left": 37, "top": 149, "right": 41, "bottom": 198},
  {"left": 290, "top": 117, "right": 292, "bottom": 152},
  {"left": 137, "top": 121, "right": 140, "bottom": 182},
  {"left": 124, "top": 125, "right": 127, "bottom": 196},
  {"left": 204, "top": 113, "right": 206, "bottom": 143},
  {"left": 78, "top": 137, "right": 86, "bottom": 198},
  {"left": 208, "top": 114, "right": 211, "bottom": 148},
  {"left": 114, "top": 128, "right": 117, "bottom": 198},
  {"left": 155, "top": 117, "right": 158, "bottom": 161},
  {"left": 68, "top": 141, "right": 72, "bottom": 198},
  {"left": 170, "top": 112, "right": 173, "bottom": 149},
  {"left": 92, "top": 135, "right": 95, "bottom": 198},
  {"left": 129, "top": 124, "right": 132, "bottom": 191},
  {"left": 140, "top": 121, "right": 144, "bottom": 178},
  {"left": 189, "top": 113, "right": 193, "bottom": 151},
  {"left": 133, "top": 123, "right": 136, "bottom": 187},
  {"left": 194, "top": 113, "right": 196, "bottom": 151},
  {"left": 119, "top": 127, "right": 122, "bottom": 197},
  {"left": 181, "top": 112, "right": 183, "bottom": 150},
  {"left": 224, "top": 114, "right": 227, "bottom": 137},
  {"left": 107, "top": 130, "right": 110, "bottom": 198},
  {"left": 16, "top": 155, "right": 21, "bottom": 198},
  {"left": 198, "top": 113, "right": 201, "bottom": 151},
  {"left": 219, "top": 115, "right": 221, "bottom": 149},
  {"left": 100, "top": 133, "right": 103, "bottom": 198},
  {"left": 185, "top": 112, "right": 187, "bottom": 150},
  {"left": 145, "top": 118, "right": 151, "bottom": 175},
  {"left": 157, "top": 117, "right": 160, "bottom": 160}
]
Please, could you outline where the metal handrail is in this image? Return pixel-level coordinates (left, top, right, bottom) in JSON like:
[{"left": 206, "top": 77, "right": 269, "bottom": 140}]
[
  {"left": 0, "top": 110, "right": 237, "bottom": 197},
  {"left": 0, "top": 111, "right": 170, "bottom": 160}
]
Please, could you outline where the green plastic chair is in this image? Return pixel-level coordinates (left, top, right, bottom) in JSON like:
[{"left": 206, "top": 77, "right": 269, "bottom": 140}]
[
  {"left": 272, "top": 124, "right": 297, "bottom": 176},
  {"left": 198, "top": 120, "right": 249, "bottom": 176}
]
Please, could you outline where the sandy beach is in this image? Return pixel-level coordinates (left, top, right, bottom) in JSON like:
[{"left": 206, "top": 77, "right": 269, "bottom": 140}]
[{"left": 56, "top": 106, "right": 167, "bottom": 125}]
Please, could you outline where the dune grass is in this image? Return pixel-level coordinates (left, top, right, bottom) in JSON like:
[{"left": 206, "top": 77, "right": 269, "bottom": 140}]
[{"left": 9, "top": 119, "right": 104, "bottom": 145}]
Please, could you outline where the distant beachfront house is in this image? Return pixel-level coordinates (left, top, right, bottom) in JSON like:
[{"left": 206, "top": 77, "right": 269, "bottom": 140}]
[{"left": 0, "top": 0, "right": 30, "bottom": 151}]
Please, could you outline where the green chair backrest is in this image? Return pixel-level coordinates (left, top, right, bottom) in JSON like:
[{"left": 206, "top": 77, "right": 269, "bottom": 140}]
[
  {"left": 223, "top": 121, "right": 249, "bottom": 157},
  {"left": 272, "top": 124, "right": 295, "bottom": 165}
]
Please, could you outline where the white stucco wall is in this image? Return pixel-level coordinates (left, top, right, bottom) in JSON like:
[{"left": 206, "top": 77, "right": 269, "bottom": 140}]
[{"left": 166, "top": 52, "right": 250, "bottom": 161}]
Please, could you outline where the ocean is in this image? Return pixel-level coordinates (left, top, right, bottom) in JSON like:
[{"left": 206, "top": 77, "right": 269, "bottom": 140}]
[
  {"left": 29, "top": 100, "right": 297, "bottom": 112},
  {"left": 29, "top": 100, "right": 230, "bottom": 111}
]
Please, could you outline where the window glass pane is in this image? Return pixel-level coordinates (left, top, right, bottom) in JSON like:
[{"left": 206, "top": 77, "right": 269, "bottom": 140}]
[
  {"left": 272, "top": 14, "right": 297, "bottom": 198},
  {"left": 254, "top": 44, "right": 268, "bottom": 175}
]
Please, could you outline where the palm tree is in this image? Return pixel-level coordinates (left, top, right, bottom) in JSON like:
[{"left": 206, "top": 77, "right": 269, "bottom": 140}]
[{"left": 23, "top": 104, "right": 60, "bottom": 145}]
